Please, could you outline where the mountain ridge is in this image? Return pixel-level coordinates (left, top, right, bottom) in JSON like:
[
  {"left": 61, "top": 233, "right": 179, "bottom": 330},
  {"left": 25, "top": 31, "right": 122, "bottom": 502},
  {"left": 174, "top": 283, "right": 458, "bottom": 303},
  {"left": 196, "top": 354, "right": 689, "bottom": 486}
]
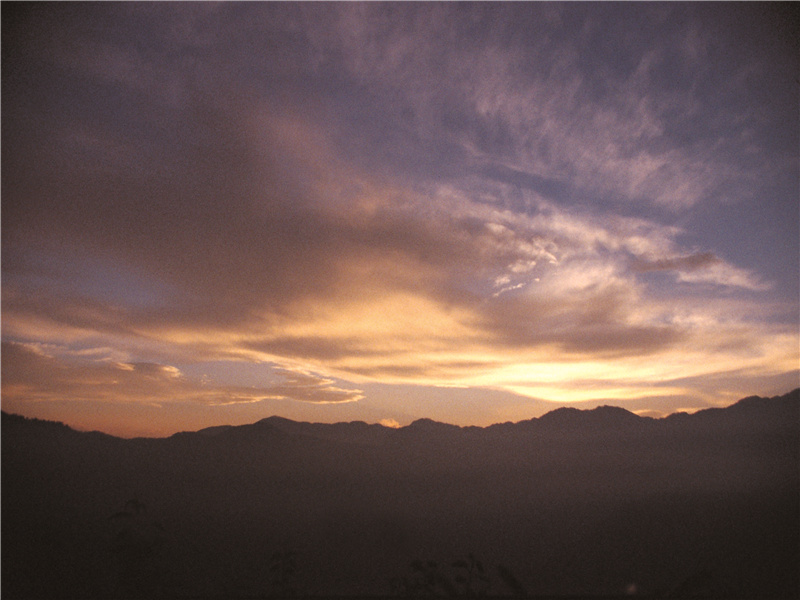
[
  {"left": 3, "top": 389, "right": 797, "bottom": 598},
  {"left": 2, "top": 388, "right": 797, "bottom": 442}
]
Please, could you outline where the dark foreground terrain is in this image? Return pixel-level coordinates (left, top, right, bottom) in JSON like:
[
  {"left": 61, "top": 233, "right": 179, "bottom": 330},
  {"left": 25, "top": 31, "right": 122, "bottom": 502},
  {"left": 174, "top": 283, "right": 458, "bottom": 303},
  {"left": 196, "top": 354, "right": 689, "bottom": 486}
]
[{"left": 3, "top": 390, "right": 798, "bottom": 598}]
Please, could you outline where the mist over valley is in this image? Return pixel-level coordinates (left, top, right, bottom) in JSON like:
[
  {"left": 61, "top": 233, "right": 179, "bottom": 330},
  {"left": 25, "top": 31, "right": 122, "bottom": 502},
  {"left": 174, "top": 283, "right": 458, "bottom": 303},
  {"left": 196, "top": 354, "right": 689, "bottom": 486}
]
[{"left": 3, "top": 390, "right": 798, "bottom": 598}]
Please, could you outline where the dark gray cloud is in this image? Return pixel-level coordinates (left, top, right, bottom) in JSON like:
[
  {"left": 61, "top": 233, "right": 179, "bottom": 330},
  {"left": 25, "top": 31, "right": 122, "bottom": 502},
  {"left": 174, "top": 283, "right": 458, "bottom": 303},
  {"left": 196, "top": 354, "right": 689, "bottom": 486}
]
[
  {"left": 2, "top": 3, "right": 796, "bottom": 429},
  {"left": 633, "top": 252, "right": 721, "bottom": 273},
  {"left": 1, "top": 341, "right": 362, "bottom": 406}
]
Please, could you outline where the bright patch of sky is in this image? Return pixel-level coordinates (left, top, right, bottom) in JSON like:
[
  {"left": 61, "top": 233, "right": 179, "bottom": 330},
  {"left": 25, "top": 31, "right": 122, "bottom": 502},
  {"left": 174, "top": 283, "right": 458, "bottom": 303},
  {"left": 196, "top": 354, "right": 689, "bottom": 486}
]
[{"left": 2, "top": 3, "right": 797, "bottom": 437}]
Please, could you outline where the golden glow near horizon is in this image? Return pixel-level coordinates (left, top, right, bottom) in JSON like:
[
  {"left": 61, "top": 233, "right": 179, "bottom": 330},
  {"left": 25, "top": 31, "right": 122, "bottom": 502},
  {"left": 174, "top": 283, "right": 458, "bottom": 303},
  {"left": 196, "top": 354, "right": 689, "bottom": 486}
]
[{"left": 3, "top": 4, "right": 798, "bottom": 437}]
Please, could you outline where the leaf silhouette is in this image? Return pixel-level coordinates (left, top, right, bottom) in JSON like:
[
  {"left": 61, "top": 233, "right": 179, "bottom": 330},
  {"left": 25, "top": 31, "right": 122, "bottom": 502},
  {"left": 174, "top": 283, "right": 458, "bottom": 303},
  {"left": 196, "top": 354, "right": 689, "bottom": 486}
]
[{"left": 496, "top": 563, "right": 527, "bottom": 597}]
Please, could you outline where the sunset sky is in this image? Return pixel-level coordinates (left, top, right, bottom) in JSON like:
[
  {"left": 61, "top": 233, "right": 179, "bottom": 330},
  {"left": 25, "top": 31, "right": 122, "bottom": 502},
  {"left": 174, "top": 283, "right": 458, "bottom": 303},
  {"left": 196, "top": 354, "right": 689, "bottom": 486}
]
[{"left": 3, "top": 3, "right": 798, "bottom": 437}]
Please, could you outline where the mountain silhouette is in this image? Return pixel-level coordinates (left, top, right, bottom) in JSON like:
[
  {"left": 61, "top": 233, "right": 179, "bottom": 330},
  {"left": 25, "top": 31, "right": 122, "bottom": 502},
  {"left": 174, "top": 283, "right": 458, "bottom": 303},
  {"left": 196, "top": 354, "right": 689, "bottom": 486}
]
[
  {"left": 2, "top": 390, "right": 798, "bottom": 598},
  {"left": 533, "top": 404, "right": 648, "bottom": 432}
]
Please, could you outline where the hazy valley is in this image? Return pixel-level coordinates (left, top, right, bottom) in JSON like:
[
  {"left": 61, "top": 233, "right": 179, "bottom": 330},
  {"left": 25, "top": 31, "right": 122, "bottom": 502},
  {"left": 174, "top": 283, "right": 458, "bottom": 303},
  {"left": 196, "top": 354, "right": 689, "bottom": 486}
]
[{"left": 3, "top": 390, "right": 798, "bottom": 598}]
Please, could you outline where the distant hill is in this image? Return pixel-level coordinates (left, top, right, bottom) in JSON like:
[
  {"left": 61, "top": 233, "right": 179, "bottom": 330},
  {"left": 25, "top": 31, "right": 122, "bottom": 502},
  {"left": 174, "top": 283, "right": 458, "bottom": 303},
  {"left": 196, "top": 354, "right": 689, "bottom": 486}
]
[
  {"left": 4, "top": 388, "right": 798, "bottom": 443},
  {"left": 173, "top": 388, "right": 799, "bottom": 447},
  {"left": 2, "top": 390, "right": 798, "bottom": 598}
]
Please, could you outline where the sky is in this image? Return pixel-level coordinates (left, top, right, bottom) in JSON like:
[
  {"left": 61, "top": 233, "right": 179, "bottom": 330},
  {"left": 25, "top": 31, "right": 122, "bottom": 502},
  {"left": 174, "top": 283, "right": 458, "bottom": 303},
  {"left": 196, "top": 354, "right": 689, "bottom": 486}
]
[{"left": 2, "top": 2, "right": 798, "bottom": 438}]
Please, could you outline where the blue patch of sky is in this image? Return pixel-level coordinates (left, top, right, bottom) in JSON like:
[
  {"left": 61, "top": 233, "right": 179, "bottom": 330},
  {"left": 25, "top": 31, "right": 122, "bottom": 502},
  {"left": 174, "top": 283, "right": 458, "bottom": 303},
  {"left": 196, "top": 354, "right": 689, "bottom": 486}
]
[
  {"left": 683, "top": 197, "right": 799, "bottom": 303},
  {"left": 14, "top": 250, "right": 177, "bottom": 310}
]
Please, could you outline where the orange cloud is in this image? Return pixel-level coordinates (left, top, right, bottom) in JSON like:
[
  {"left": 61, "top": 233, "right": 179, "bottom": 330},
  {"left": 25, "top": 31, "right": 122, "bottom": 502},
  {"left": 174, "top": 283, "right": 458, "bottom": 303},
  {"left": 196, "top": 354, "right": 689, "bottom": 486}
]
[
  {"left": 1, "top": 342, "right": 362, "bottom": 409},
  {"left": 3, "top": 5, "right": 796, "bottom": 435}
]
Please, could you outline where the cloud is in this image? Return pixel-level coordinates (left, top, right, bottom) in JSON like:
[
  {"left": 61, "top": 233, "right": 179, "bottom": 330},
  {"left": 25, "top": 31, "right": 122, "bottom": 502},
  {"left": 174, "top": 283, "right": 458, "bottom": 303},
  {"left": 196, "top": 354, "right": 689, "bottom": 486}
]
[
  {"left": 634, "top": 252, "right": 722, "bottom": 273},
  {"left": 2, "top": 94, "right": 790, "bottom": 401},
  {"left": 632, "top": 252, "right": 769, "bottom": 290},
  {"left": 2, "top": 3, "right": 796, "bottom": 426},
  {"left": 1, "top": 342, "right": 362, "bottom": 407},
  {"left": 1, "top": 113, "right": 790, "bottom": 395},
  {"left": 293, "top": 3, "right": 785, "bottom": 210},
  {"left": 675, "top": 262, "right": 771, "bottom": 291}
]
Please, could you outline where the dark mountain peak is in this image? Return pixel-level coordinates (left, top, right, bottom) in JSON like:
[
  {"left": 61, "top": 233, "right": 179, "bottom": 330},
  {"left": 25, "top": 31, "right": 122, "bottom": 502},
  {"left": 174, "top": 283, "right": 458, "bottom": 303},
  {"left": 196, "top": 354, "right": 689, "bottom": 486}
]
[
  {"left": 662, "top": 389, "right": 799, "bottom": 435},
  {"left": 246, "top": 416, "right": 318, "bottom": 438},
  {"left": 2, "top": 411, "right": 118, "bottom": 441},
  {"left": 214, "top": 416, "right": 392, "bottom": 446},
  {"left": 728, "top": 388, "right": 799, "bottom": 411},
  {"left": 328, "top": 420, "right": 370, "bottom": 430},
  {"left": 733, "top": 395, "right": 767, "bottom": 407},
  {"left": 256, "top": 415, "right": 298, "bottom": 428},
  {"left": 537, "top": 406, "right": 582, "bottom": 424},
  {"left": 2, "top": 411, "right": 75, "bottom": 433},
  {"left": 256, "top": 416, "right": 366, "bottom": 433},
  {"left": 5, "top": 388, "right": 797, "bottom": 446},
  {"left": 589, "top": 404, "right": 644, "bottom": 422},
  {"left": 194, "top": 424, "right": 234, "bottom": 436},
  {"left": 688, "top": 388, "right": 799, "bottom": 418},
  {"left": 533, "top": 404, "right": 645, "bottom": 433},
  {"left": 405, "top": 418, "right": 460, "bottom": 431}
]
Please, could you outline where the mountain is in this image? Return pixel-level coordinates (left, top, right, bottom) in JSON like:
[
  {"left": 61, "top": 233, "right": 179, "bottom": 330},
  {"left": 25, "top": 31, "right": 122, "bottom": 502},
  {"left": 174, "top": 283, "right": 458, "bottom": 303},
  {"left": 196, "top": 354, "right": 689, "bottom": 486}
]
[
  {"left": 8, "top": 389, "right": 795, "bottom": 445},
  {"left": 533, "top": 404, "right": 648, "bottom": 432},
  {"left": 2, "top": 390, "right": 798, "bottom": 599},
  {"left": 170, "top": 389, "right": 799, "bottom": 449}
]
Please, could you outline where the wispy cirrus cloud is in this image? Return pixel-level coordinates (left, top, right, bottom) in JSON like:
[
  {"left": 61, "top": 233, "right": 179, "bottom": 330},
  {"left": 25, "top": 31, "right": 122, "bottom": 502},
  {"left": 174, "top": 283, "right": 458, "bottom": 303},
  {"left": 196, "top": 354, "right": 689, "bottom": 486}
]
[
  {"left": 299, "top": 3, "right": 786, "bottom": 211},
  {"left": 1, "top": 342, "right": 362, "bottom": 408},
  {"left": 2, "top": 92, "right": 790, "bottom": 402},
  {"left": 2, "top": 3, "right": 796, "bottom": 434},
  {"left": 632, "top": 252, "right": 770, "bottom": 290}
]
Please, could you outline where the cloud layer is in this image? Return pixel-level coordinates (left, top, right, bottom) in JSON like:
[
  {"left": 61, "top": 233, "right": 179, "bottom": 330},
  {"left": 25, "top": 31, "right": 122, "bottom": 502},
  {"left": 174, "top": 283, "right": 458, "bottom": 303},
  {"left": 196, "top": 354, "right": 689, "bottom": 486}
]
[{"left": 3, "top": 3, "right": 797, "bottom": 434}]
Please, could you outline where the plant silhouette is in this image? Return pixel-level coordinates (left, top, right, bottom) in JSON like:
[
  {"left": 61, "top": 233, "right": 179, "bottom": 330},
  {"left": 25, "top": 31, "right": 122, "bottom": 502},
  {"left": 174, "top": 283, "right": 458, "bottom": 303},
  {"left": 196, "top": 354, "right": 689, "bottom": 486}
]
[
  {"left": 451, "top": 553, "right": 490, "bottom": 596},
  {"left": 266, "top": 549, "right": 299, "bottom": 598},
  {"left": 108, "top": 498, "right": 167, "bottom": 598},
  {"left": 391, "top": 559, "right": 457, "bottom": 597},
  {"left": 494, "top": 563, "right": 527, "bottom": 597},
  {"left": 3, "top": 391, "right": 796, "bottom": 598},
  {"left": 390, "top": 553, "right": 526, "bottom": 597}
]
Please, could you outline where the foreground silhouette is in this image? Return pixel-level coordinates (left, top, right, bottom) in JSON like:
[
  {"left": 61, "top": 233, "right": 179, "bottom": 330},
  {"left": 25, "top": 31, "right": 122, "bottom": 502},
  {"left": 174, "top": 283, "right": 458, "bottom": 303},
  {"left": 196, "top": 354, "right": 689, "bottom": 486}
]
[
  {"left": 108, "top": 499, "right": 168, "bottom": 598},
  {"left": 2, "top": 390, "right": 798, "bottom": 598}
]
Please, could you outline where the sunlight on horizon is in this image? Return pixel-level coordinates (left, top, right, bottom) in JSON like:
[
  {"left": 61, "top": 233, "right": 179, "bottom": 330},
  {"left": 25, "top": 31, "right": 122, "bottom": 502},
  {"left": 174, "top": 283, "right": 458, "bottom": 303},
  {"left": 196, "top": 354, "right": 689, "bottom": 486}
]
[{"left": 2, "top": 3, "right": 797, "bottom": 436}]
